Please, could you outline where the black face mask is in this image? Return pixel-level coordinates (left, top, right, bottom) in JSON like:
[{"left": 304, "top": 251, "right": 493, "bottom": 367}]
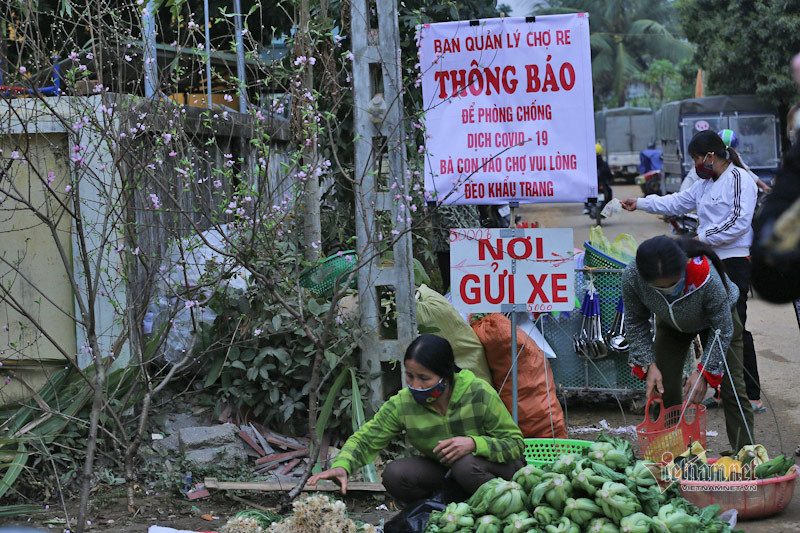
[{"left": 695, "top": 154, "right": 715, "bottom": 180}]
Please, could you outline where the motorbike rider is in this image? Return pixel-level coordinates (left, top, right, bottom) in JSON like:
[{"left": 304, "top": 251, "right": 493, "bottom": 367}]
[
  {"left": 680, "top": 129, "right": 771, "bottom": 193},
  {"left": 585, "top": 143, "right": 613, "bottom": 214},
  {"left": 638, "top": 141, "right": 663, "bottom": 175}
]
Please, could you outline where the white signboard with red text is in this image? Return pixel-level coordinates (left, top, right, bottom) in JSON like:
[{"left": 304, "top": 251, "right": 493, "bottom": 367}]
[
  {"left": 450, "top": 228, "right": 574, "bottom": 313},
  {"left": 417, "top": 14, "right": 596, "bottom": 204}
]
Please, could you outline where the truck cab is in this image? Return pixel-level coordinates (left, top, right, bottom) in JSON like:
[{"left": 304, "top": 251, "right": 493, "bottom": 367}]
[
  {"left": 595, "top": 107, "right": 656, "bottom": 182},
  {"left": 656, "top": 95, "right": 782, "bottom": 194}
]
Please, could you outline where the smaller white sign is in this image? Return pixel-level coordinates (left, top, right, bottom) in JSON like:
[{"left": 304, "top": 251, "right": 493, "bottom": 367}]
[{"left": 450, "top": 228, "right": 575, "bottom": 313}]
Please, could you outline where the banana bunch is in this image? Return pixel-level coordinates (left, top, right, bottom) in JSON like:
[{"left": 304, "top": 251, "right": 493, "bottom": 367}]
[
  {"left": 426, "top": 502, "right": 474, "bottom": 533},
  {"left": 532, "top": 505, "right": 560, "bottom": 527},
  {"left": 619, "top": 512, "right": 653, "bottom": 533},
  {"left": 588, "top": 442, "right": 630, "bottom": 470},
  {"left": 552, "top": 454, "right": 582, "bottom": 475},
  {"left": 594, "top": 481, "right": 641, "bottom": 524},
  {"left": 544, "top": 516, "right": 580, "bottom": 533},
  {"left": 530, "top": 472, "right": 572, "bottom": 511},
  {"left": 563, "top": 497, "right": 602, "bottom": 526},
  {"left": 501, "top": 511, "right": 537, "bottom": 533},
  {"left": 511, "top": 464, "right": 545, "bottom": 493},
  {"left": 474, "top": 514, "right": 502, "bottom": 533},
  {"left": 754, "top": 454, "right": 796, "bottom": 479},
  {"left": 586, "top": 517, "right": 620, "bottom": 533}
]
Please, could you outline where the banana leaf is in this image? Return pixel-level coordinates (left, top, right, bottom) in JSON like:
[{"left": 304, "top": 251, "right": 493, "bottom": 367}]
[
  {"left": 350, "top": 368, "right": 377, "bottom": 483},
  {"left": 312, "top": 367, "right": 349, "bottom": 474}
]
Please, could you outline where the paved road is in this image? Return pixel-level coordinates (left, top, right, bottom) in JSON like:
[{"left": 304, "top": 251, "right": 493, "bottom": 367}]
[{"left": 519, "top": 184, "right": 800, "bottom": 532}]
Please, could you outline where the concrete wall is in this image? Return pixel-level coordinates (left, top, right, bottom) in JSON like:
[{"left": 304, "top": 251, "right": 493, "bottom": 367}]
[{"left": 0, "top": 96, "right": 124, "bottom": 405}]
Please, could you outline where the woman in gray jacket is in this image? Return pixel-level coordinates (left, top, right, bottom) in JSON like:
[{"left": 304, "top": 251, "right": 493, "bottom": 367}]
[{"left": 622, "top": 235, "right": 754, "bottom": 452}]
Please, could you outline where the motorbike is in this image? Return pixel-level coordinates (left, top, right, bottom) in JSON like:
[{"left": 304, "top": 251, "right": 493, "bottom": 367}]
[
  {"left": 635, "top": 169, "right": 662, "bottom": 195},
  {"left": 663, "top": 212, "right": 698, "bottom": 237},
  {"left": 479, "top": 204, "right": 520, "bottom": 228}
]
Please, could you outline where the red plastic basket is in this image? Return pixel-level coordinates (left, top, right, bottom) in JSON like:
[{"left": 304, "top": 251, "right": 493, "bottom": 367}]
[
  {"left": 680, "top": 464, "right": 798, "bottom": 520},
  {"left": 636, "top": 395, "right": 706, "bottom": 463}
]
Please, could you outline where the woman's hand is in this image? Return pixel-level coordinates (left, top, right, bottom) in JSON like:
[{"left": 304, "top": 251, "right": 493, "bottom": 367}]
[
  {"left": 683, "top": 371, "right": 708, "bottom": 405},
  {"left": 646, "top": 363, "right": 664, "bottom": 398},
  {"left": 434, "top": 437, "right": 477, "bottom": 465},
  {"left": 308, "top": 467, "right": 349, "bottom": 494},
  {"left": 621, "top": 198, "right": 638, "bottom": 211}
]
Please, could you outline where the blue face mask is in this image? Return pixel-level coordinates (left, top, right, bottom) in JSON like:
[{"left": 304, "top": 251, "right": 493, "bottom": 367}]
[
  {"left": 653, "top": 275, "right": 686, "bottom": 299},
  {"left": 408, "top": 378, "right": 447, "bottom": 405}
]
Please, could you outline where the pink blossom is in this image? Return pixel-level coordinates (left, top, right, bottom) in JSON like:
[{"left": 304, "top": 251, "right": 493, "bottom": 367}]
[
  {"left": 18, "top": 66, "right": 26, "bottom": 74},
  {"left": 86, "top": 53, "right": 94, "bottom": 59},
  {"left": 184, "top": 300, "right": 198, "bottom": 309},
  {"left": 149, "top": 193, "right": 161, "bottom": 209},
  {"left": 65, "top": 185, "right": 72, "bottom": 193},
  {"left": 345, "top": 51, "right": 354, "bottom": 61},
  {"left": 124, "top": 55, "right": 132, "bottom": 62},
  {"left": 254, "top": 329, "right": 262, "bottom": 336},
  {"left": 224, "top": 94, "right": 233, "bottom": 102},
  {"left": 69, "top": 52, "right": 79, "bottom": 60},
  {"left": 10, "top": 151, "right": 19, "bottom": 159},
  {"left": 213, "top": 180, "right": 222, "bottom": 188},
  {"left": 169, "top": 151, "right": 177, "bottom": 157},
  {"left": 162, "top": 133, "right": 172, "bottom": 143},
  {"left": 46, "top": 172, "right": 55, "bottom": 186}
]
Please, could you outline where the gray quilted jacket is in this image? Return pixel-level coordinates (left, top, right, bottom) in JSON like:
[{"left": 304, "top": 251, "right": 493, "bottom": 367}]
[{"left": 621, "top": 260, "right": 738, "bottom": 376}]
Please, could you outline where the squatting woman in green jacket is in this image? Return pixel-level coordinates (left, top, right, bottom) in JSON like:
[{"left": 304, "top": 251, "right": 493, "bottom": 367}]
[
  {"left": 622, "top": 235, "right": 754, "bottom": 452},
  {"left": 308, "top": 334, "right": 525, "bottom": 505}
]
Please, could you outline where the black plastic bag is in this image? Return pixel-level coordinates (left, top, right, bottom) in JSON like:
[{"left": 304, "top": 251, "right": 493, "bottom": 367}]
[{"left": 383, "top": 475, "right": 468, "bottom": 533}]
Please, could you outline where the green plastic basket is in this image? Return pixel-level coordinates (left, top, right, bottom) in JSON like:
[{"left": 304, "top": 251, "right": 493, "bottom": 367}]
[
  {"left": 299, "top": 251, "right": 358, "bottom": 298},
  {"left": 523, "top": 438, "right": 593, "bottom": 466}
]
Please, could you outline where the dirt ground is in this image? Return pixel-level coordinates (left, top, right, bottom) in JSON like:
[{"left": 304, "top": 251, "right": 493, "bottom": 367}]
[{"left": 4, "top": 185, "right": 800, "bottom": 532}]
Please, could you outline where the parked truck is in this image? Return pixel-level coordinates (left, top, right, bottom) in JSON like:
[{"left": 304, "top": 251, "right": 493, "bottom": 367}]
[
  {"left": 594, "top": 107, "right": 656, "bottom": 182},
  {"left": 654, "top": 95, "right": 782, "bottom": 194}
]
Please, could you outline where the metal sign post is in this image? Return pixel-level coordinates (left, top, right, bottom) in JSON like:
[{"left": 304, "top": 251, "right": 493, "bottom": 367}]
[{"left": 508, "top": 201, "right": 519, "bottom": 423}]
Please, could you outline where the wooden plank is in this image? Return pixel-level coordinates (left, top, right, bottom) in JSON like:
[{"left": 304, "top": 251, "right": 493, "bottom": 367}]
[
  {"left": 278, "top": 458, "right": 301, "bottom": 476},
  {"left": 204, "top": 478, "right": 386, "bottom": 492},
  {"left": 249, "top": 423, "right": 275, "bottom": 455},
  {"left": 255, "top": 448, "right": 308, "bottom": 465},
  {"left": 252, "top": 423, "right": 308, "bottom": 450},
  {"left": 238, "top": 430, "right": 266, "bottom": 456}
]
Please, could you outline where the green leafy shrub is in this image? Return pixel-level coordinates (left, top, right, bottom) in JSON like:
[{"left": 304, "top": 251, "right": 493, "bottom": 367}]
[{"left": 196, "top": 283, "right": 363, "bottom": 435}]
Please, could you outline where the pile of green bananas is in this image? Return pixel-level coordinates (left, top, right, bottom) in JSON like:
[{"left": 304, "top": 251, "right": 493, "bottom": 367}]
[{"left": 754, "top": 454, "right": 796, "bottom": 479}]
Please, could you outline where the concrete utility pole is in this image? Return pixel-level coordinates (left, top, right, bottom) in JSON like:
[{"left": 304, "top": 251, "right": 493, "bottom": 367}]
[{"left": 351, "top": 0, "right": 417, "bottom": 407}]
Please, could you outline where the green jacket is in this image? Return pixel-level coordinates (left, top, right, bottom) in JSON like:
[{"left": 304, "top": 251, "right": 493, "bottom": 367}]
[{"left": 331, "top": 369, "right": 524, "bottom": 474}]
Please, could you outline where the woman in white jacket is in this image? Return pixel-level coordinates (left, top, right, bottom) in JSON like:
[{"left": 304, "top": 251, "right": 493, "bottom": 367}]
[{"left": 622, "top": 130, "right": 763, "bottom": 412}]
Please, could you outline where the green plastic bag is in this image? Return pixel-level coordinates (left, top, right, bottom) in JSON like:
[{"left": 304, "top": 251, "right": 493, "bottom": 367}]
[
  {"left": 415, "top": 285, "right": 493, "bottom": 384},
  {"left": 590, "top": 227, "right": 637, "bottom": 264}
]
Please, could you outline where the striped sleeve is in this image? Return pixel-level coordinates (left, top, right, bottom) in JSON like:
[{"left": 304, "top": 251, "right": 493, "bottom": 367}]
[
  {"left": 701, "top": 168, "right": 756, "bottom": 246},
  {"left": 470, "top": 381, "right": 524, "bottom": 463},
  {"left": 330, "top": 395, "right": 404, "bottom": 474}
]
